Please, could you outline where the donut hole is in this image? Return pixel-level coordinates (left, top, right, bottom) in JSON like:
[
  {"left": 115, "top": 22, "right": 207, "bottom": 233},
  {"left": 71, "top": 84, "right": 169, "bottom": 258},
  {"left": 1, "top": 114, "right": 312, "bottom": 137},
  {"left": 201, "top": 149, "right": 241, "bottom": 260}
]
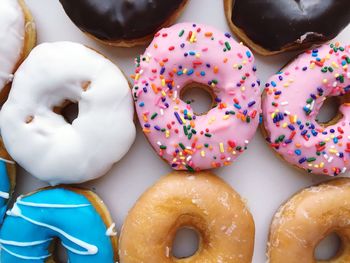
[
  {"left": 314, "top": 232, "right": 342, "bottom": 261},
  {"left": 55, "top": 240, "right": 68, "bottom": 262},
  {"left": 180, "top": 83, "right": 216, "bottom": 116},
  {"left": 172, "top": 227, "right": 200, "bottom": 259},
  {"left": 52, "top": 100, "right": 79, "bottom": 124},
  {"left": 316, "top": 97, "right": 342, "bottom": 126}
]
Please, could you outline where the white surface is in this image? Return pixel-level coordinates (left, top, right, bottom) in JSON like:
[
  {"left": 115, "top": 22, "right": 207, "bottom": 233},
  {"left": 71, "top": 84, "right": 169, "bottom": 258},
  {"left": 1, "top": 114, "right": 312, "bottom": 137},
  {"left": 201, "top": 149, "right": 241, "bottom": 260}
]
[{"left": 13, "top": 0, "right": 350, "bottom": 262}]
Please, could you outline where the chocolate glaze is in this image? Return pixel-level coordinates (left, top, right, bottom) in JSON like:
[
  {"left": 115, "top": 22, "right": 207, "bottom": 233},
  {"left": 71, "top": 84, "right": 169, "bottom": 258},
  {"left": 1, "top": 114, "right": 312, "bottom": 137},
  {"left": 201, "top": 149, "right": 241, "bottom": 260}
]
[
  {"left": 59, "top": 0, "right": 186, "bottom": 41},
  {"left": 231, "top": 0, "right": 350, "bottom": 52}
]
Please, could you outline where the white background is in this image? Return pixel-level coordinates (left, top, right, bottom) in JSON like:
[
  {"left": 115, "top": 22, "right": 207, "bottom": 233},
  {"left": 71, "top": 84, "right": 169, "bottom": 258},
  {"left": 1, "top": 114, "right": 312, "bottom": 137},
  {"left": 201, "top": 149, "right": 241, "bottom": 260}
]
[{"left": 15, "top": 0, "right": 350, "bottom": 262}]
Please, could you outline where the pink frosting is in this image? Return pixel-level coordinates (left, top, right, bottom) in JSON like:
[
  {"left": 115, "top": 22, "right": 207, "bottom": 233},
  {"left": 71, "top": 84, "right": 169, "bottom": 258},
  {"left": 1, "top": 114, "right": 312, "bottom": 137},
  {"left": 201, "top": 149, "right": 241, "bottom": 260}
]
[
  {"left": 132, "top": 23, "right": 261, "bottom": 171},
  {"left": 262, "top": 43, "right": 350, "bottom": 176}
]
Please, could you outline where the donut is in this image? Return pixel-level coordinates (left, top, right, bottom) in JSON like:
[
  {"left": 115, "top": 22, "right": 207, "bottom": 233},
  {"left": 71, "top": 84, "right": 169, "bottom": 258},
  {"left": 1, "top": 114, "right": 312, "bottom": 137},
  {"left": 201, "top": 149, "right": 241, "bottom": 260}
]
[
  {"left": 120, "top": 171, "right": 255, "bottom": 262},
  {"left": 0, "top": 41, "right": 136, "bottom": 185},
  {"left": 132, "top": 23, "right": 261, "bottom": 171},
  {"left": 59, "top": 0, "right": 188, "bottom": 47},
  {"left": 0, "top": 137, "right": 16, "bottom": 224},
  {"left": 0, "top": 187, "right": 118, "bottom": 262},
  {"left": 262, "top": 43, "right": 350, "bottom": 176},
  {"left": 267, "top": 178, "right": 350, "bottom": 262},
  {"left": 224, "top": 0, "right": 350, "bottom": 55},
  {"left": 0, "top": 0, "right": 36, "bottom": 104}
]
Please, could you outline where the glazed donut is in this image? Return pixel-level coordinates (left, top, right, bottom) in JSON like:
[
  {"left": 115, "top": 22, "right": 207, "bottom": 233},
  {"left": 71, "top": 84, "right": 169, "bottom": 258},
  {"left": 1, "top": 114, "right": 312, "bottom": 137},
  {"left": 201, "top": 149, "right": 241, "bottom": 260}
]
[
  {"left": 224, "top": 0, "right": 350, "bottom": 55},
  {"left": 0, "top": 41, "right": 136, "bottom": 185},
  {"left": 132, "top": 23, "right": 261, "bottom": 171},
  {"left": 268, "top": 178, "right": 350, "bottom": 263},
  {"left": 0, "top": 187, "right": 118, "bottom": 262},
  {"left": 0, "top": 137, "right": 16, "bottom": 224},
  {"left": 59, "top": 0, "right": 188, "bottom": 47},
  {"left": 262, "top": 43, "right": 350, "bottom": 176},
  {"left": 120, "top": 171, "right": 255, "bottom": 262},
  {"left": 0, "top": 0, "right": 36, "bottom": 104}
]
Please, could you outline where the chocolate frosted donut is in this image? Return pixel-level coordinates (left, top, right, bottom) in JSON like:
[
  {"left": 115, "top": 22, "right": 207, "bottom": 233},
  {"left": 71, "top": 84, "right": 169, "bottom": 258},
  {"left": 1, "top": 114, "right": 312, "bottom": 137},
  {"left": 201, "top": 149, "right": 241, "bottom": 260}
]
[
  {"left": 224, "top": 0, "right": 350, "bottom": 55},
  {"left": 59, "top": 0, "right": 188, "bottom": 47}
]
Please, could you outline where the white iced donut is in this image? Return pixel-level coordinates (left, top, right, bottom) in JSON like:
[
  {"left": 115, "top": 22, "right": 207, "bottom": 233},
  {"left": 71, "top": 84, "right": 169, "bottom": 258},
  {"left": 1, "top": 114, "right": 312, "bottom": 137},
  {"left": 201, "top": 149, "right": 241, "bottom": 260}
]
[
  {"left": 0, "top": 0, "right": 36, "bottom": 103},
  {"left": 0, "top": 41, "right": 136, "bottom": 185}
]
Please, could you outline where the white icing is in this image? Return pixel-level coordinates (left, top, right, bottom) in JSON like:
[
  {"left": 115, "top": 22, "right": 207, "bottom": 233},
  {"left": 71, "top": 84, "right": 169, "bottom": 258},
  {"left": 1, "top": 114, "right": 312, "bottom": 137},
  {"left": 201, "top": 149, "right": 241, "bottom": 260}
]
[
  {"left": 0, "top": 238, "right": 52, "bottom": 246},
  {"left": 106, "top": 223, "right": 117, "bottom": 236},
  {"left": 7, "top": 204, "right": 98, "bottom": 255},
  {"left": 0, "top": 0, "right": 25, "bottom": 91},
  {"left": 296, "top": 32, "right": 323, "bottom": 44},
  {"left": 0, "top": 191, "right": 9, "bottom": 199},
  {"left": 16, "top": 196, "right": 91, "bottom": 208},
  {"left": 1, "top": 41, "right": 136, "bottom": 185},
  {"left": 0, "top": 244, "right": 51, "bottom": 260},
  {"left": 0, "top": 157, "right": 15, "bottom": 164}
]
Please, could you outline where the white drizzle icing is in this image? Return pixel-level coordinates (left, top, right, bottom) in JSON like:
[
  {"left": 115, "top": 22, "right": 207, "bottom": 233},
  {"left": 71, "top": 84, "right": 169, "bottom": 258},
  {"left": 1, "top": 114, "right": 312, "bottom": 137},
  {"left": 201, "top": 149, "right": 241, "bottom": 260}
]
[
  {"left": 16, "top": 196, "right": 91, "bottom": 208},
  {"left": 106, "top": 223, "right": 117, "bottom": 236},
  {"left": 0, "top": 244, "right": 51, "bottom": 260},
  {"left": 0, "top": 191, "right": 9, "bottom": 199},
  {"left": 0, "top": 157, "right": 15, "bottom": 165},
  {"left": 5, "top": 204, "right": 98, "bottom": 256},
  {"left": 0, "top": 0, "right": 25, "bottom": 91},
  {"left": 0, "top": 238, "right": 52, "bottom": 246}
]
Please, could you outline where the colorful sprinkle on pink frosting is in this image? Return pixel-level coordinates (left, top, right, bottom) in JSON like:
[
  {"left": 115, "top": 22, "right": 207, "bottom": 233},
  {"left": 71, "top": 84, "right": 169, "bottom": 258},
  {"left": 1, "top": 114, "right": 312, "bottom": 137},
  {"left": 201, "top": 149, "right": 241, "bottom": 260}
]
[
  {"left": 132, "top": 23, "right": 261, "bottom": 171},
  {"left": 262, "top": 42, "right": 350, "bottom": 176}
]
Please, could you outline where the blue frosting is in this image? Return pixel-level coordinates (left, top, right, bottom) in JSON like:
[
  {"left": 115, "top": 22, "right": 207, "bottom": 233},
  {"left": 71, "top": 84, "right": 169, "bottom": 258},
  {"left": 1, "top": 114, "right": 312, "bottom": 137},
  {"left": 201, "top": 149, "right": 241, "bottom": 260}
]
[
  {"left": 0, "top": 188, "right": 115, "bottom": 262},
  {"left": 0, "top": 160, "right": 10, "bottom": 224}
]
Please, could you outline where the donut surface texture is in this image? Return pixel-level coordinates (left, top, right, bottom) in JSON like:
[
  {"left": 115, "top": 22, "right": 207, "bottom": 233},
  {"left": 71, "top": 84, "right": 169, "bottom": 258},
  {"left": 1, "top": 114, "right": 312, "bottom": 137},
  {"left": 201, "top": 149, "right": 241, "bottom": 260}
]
[
  {"left": 224, "top": 0, "right": 350, "bottom": 55},
  {"left": 0, "top": 42, "right": 136, "bottom": 185},
  {"left": 262, "top": 43, "right": 350, "bottom": 176},
  {"left": 59, "top": 0, "right": 188, "bottom": 46},
  {"left": 132, "top": 23, "right": 261, "bottom": 171},
  {"left": 268, "top": 178, "right": 350, "bottom": 263},
  {"left": 0, "top": 137, "right": 16, "bottom": 225},
  {"left": 0, "top": 0, "right": 36, "bottom": 103},
  {"left": 0, "top": 187, "right": 118, "bottom": 262},
  {"left": 120, "top": 171, "right": 255, "bottom": 263}
]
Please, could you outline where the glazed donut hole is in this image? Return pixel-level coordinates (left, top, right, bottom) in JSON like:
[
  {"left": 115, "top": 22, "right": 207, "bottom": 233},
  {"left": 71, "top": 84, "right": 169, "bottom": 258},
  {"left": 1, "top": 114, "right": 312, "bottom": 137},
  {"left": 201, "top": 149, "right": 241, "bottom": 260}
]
[
  {"left": 179, "top": 82, "right": 217, "bottom": 116},
  {"left": 172, "top": 227, "right": 200, "bottom": 258},
  {"left": 167, "top": 214, "right": 210, "bottom": 260},
  {"left": 314, "top": 232, "right": 342, "bottom": 261}
]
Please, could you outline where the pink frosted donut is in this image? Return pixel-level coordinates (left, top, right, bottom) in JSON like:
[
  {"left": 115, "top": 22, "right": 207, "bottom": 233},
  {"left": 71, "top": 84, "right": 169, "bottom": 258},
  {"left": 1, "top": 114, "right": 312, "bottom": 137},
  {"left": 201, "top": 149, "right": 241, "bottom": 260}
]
[
  {"left": 132, "top": 23, "right": 261, "bottom": 171},
  {"left": 262, "top": 43, "right": 350, "bottom": 176}
]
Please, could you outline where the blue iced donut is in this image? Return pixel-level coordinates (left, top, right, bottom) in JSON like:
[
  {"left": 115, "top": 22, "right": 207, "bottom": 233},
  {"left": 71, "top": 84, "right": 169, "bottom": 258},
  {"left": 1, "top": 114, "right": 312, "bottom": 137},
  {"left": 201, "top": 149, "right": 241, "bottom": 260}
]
[
  {"left": 0, "top": 187, "right": 118, "bottom": 262},
  {"left": 0, "top": 138, "right": 16, "bottom": 224}
]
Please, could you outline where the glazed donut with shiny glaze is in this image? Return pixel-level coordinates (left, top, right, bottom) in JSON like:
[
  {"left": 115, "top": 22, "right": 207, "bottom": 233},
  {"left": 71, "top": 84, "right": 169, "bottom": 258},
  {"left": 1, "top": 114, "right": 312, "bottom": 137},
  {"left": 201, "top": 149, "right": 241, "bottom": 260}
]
[
  {"left": 59, "top": 0, "right": 188, "bottom": 47},
  {"left": 0, "top": 0, "right": 36, "bottom": 104},
  {"left": 268, "top": 178, "right": 350, "bottom": 263},
  {"left": 224, "top": 0, "right": 350, "bottom": 55},
  {"left": 120, "top": 171, "right": 255, "bottom": 263}
]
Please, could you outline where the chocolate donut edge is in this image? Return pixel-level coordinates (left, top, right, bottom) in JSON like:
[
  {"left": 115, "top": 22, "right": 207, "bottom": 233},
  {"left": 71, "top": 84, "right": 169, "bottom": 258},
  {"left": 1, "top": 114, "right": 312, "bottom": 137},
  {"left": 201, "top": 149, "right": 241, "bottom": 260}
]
[
  {"left": 60, "top": 0, "right": 189, "bottom": 48},
  {"left": 224, "top": 0, "right": 350, "bottom": 56}
]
